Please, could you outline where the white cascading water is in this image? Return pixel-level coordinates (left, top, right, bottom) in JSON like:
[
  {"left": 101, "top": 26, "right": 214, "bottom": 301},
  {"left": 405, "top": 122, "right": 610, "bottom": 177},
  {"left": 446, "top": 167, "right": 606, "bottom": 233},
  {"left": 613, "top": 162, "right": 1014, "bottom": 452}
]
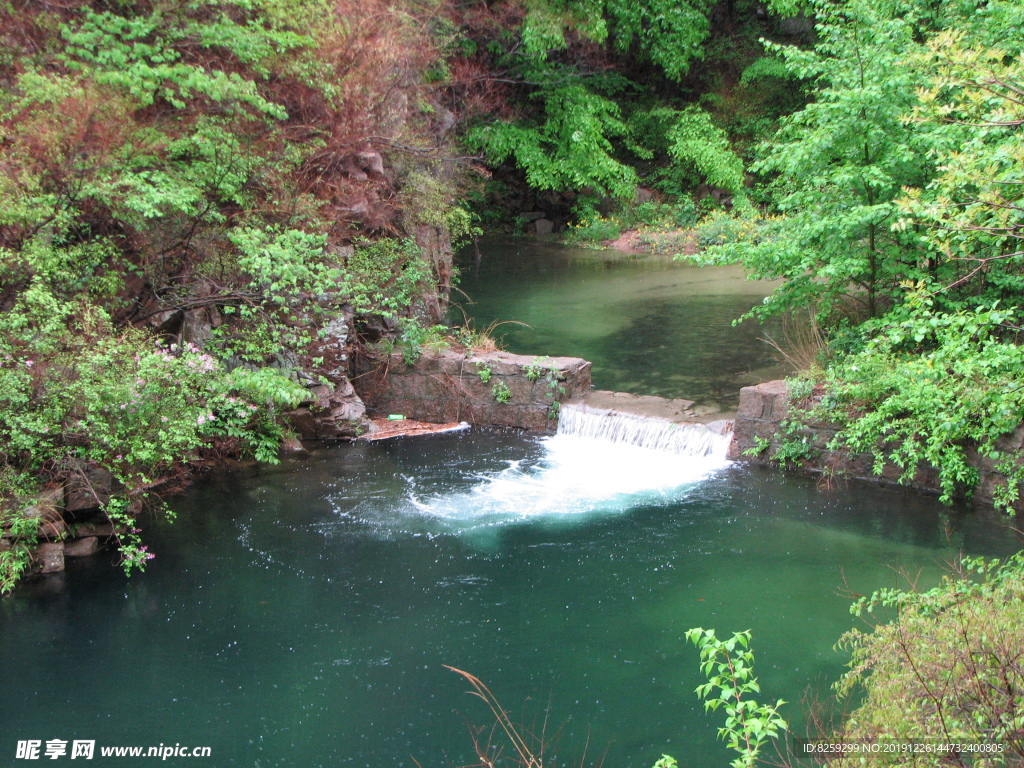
[
  {"left": 385, "top": 404, "right": 733, "bottom": 533},
  {"left": 554, "top": 403, "right": 731, "bottom": 459}
]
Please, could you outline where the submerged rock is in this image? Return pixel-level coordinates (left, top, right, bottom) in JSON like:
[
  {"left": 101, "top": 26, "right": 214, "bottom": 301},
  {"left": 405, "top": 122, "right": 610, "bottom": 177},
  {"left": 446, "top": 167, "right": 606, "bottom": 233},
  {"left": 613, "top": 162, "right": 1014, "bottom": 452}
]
[{"left": 279, "top": 436, "right": 305, "bottom": 453}]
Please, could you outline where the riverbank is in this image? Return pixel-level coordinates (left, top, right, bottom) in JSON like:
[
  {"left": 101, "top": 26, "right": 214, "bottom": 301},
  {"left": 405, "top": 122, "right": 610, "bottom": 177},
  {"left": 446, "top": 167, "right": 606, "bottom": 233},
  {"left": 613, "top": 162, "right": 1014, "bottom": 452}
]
[
  {"left": 601, "top": 227, "right": 701, "bottom": 258},
  {"left": 732, "top": 380, "right": 1024, "bottom": 514}
]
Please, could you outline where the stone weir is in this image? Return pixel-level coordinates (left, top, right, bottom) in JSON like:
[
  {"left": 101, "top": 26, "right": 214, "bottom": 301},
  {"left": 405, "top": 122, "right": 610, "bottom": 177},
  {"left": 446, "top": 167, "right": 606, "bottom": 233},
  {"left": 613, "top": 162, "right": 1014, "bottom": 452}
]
[
  {"left": 353, "top": 350, "right": 739, "bottom": 446},
  {"left": 353, "top": 349, "right": 592, "bottom": 431}
]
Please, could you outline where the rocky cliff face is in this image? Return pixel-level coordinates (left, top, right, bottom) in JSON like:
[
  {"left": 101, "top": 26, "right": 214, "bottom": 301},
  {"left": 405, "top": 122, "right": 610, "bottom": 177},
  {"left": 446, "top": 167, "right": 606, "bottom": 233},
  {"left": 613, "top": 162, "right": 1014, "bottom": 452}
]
[{"left": 288, "top": 379, "right": 368, "bottom": 440}]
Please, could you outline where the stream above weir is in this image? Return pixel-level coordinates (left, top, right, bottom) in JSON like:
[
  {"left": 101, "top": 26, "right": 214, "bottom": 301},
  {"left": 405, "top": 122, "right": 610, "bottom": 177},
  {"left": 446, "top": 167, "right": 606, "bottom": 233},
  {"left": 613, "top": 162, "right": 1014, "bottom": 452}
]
[{"left": 454, "top": 239, "right": 787, "bottom": 410}]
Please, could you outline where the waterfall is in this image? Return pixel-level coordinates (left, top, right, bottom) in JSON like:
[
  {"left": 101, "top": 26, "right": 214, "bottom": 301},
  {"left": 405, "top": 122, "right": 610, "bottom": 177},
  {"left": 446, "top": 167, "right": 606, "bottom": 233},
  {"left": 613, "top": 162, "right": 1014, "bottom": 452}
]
[
  {"left": 556, "top": 403, "right": 731, "bottom": 459},
  {"left": 366, "top": 403, "right": 733, "bottom": 532}
]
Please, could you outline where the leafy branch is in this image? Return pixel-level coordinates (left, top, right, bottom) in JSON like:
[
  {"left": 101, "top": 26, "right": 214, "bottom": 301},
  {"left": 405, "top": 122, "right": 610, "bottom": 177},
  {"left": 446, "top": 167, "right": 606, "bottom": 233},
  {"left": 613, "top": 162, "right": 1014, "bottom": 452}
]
[{"left": 684, "top": 628, "right": 787, "bottom": 768}]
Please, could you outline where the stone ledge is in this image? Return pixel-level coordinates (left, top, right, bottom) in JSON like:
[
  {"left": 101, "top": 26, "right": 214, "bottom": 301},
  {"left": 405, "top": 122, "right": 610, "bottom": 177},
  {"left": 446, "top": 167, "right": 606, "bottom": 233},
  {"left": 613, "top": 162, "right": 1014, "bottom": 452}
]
[
  {"left": 354, "top": 349, "right": 591, "bottom": 431},
  {"left": 731, "top": 379, "right": 1024, "bottom": 512},
  {"left": 565, "top": 390, "right": 736, "bottom": 426}
]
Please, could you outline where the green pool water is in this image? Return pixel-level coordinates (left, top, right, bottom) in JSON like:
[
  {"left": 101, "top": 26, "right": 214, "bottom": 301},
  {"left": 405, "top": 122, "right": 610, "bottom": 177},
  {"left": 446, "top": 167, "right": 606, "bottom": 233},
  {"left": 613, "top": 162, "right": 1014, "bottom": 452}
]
[
  {"left": 2, "top": 432, "right": 1018, "bottom": 768},
  {"left": 1, "top": 243, "right": 1019, "bottom": 768}
]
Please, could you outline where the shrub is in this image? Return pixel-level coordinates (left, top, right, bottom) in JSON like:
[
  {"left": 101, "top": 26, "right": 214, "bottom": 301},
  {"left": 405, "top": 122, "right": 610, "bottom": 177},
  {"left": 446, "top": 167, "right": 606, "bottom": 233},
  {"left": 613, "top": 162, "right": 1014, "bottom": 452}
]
[
  {"left": 692, "top": 210, "right": 765, "bottom": 248},
  {"left": 819, "top": 299, "right": 1024, "bottom": 511},
  {"left": 834, "top": 553, "right": 1024, "bottom": 764},
  {"left": 683, "top": 628, "right": 787, "bottom": 768},
  {"left": 0, "top": 293, "right": 308, "bottom": 587},
  {"left": 565, "top": 216, "right": 622, "bottom": 244}
]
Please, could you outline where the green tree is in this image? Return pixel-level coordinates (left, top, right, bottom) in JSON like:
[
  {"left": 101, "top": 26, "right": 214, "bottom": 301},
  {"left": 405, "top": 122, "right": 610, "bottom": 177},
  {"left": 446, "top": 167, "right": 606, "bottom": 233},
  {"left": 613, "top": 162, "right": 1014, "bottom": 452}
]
[
  {"left": 0, "top": 0, "right": 461, "bottom": 590},
  {"left": 897, "top": 30, "right": 1024, "bottom": 302},
  {"left": 462, "top": 0, "right": 733, "bottom": 201},
  {"left": 467, "top": 84, "right": 640, "bottom": 198},
  {"left": 812, "top": 28, "right": 1024, "bottom": 511},
  {"left": 701, "top": 0, "right": 943, "bottom": 321}
]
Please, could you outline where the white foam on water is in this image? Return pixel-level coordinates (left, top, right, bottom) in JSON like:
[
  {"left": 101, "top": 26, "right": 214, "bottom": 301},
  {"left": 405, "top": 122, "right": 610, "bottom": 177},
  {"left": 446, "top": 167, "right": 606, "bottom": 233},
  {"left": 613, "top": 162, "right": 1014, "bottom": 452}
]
[
  {"left": 333, "top": 406, "right": 733, "bottom": 536},
  {"left": 400, "top": 435, "right": 729, "bottom": 530}
]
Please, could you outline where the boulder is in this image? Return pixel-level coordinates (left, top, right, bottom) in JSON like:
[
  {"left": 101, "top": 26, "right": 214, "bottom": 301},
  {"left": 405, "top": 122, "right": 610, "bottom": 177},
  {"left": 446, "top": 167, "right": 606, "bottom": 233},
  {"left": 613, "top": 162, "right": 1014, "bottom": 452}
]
[
  {"left": 65, "top": 463, "right": 113, "bottom": 512},
  {"left": 74, "top": 520, "right": 115, "bottom": 539},
  {"left": 36, "top": 486, "right": 64, "bottom": 510},
  {"left": 65, "top": 537, "right": 100, "bottom": 558},
  {"left": 180, "top": 306, "right": 220, "bottom": 347},
  {"left": 20, "top": 486, "right": 65, "bottom": 538},
  {"left": 342, "top": 158, "right": 368, "bottom": 181},
  {"left": 25, "top": 506, "right": 65, "bottom": 540},
  {"left": 435, "top": 107, "right": 457, "bottom": 133},
  {"left": 534, "top": 218, "right": 554, "bottom": 235},
  {"left": 287, "top": 377, "right": 368, "bottom": 439},
  {"left": 36, "top": 542, "right": 65, "bottom": 573},
  {"left": 705, "top": 419, "right": 734, "bottom": 436},
  {"left": 355, "top": 150, "right": 385, "bottom": 177},
  {"left": 144, "top": 308, "right": 183, "bottom": 336},
  {"left": 779, "top": 15, "right": 814, "bottom": 34},
  {"left": 279, "top": 436, "right": 305, "bottom": 453},
  {"left": 635, "top": 187, "right": 656, "bottom": 204},
  {"left": 736, "top": 380, "right": 790, "bottom": 421}
]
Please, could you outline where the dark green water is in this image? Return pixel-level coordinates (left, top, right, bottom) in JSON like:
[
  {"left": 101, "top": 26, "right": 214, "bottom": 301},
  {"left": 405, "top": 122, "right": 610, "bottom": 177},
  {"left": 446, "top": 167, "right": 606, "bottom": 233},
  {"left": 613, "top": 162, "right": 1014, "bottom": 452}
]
[
  {"left": 1, "top": 432, "right": 1018, "bottom": 767},
  {"left": 455, "top": 240, "right": 786, "bottom": 408},
  {"left": 2, "top": 243, "right": 1020, "bottom": 768}
]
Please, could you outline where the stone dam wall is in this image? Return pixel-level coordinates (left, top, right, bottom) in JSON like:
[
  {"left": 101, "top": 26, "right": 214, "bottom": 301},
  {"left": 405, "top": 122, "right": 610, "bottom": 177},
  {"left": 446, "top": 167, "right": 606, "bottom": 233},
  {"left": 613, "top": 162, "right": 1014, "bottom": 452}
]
[
  {"left": 353, "top": 349, "right": 592, "bottom": 431},
  {"left": 730, "top": 379, "right": 1024, "bottom": 512},
  {"left": 23, "top": 367, "right": 1018, "bottom": 581}
]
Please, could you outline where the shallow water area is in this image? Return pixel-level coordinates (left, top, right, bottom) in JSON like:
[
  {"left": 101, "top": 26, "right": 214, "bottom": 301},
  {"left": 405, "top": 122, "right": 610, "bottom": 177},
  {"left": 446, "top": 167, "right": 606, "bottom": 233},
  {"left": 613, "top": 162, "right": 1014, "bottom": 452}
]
[
  {"left": 455, "top": 239, "right": 786, "bottom": 407},
  {"left": 2, "top": 429, "right": 1020, "bottom": 768}
]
